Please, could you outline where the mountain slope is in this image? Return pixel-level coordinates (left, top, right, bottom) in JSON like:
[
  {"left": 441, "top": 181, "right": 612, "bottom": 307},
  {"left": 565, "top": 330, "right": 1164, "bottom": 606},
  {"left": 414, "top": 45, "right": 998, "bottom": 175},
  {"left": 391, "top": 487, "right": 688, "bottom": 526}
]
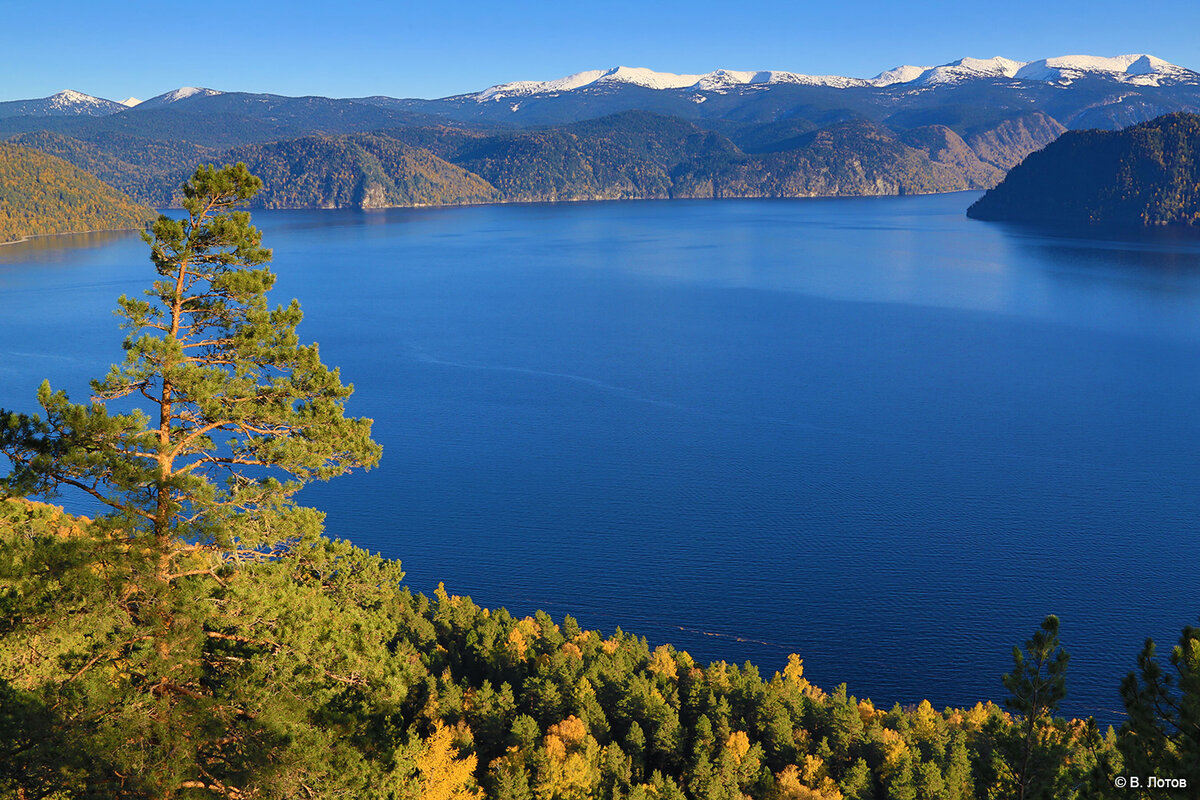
[
  {"left": 967, "top": 112, "right": 1200, "bottom": 226},
  {"left": 388, "top": 113, "right": 1019, "bottom": 202},
  {"left": 465, "top": 54, "right": 1199, "bottom": 101},
  {"left": 961, "top": 112, "right": 1068, "bottom": 170},
  {"left": 6, "top": 130, "right": 218, "bottom": 205},
  {"left": 0, "top": 90, "right": 126, "bottom": 119},
  {"left": 0, "top": 143, "right": 156, "bottom": 243},
  {"left": 222, "top": 134, "right": 500, "bottom": 208}
]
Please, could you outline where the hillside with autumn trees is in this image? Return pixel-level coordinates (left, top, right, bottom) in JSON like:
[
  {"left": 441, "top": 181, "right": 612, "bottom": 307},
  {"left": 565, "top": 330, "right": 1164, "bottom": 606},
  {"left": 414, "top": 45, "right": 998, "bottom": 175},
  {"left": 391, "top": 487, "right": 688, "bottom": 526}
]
[
  {"left": 4, "top": 497, "right": 1199, "bottom": 800},
  {"left": 0, "top": 142, "right": 154, "bottom": 244}
]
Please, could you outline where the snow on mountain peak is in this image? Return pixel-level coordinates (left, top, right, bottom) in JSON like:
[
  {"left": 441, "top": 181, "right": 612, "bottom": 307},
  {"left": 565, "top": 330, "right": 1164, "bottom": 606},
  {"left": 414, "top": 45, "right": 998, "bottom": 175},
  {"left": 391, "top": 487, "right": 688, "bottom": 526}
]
[
  {"left": 598, "top": 66, "right": 706, "bottom": 90},
  {"left": 133, "top": 87, "right": 224, "bottom": 109},
  {"left": 48, "top": 89, "right": 112, "bottom": 109},
  {"left": 1014, "top": 54, "right": 1190, "bottom": 85},
  {"left": 909, "top": 56, "right": 1026, "bottom": 86},
  {"left": 162, "top": 86, "right": 221, "bottom": 102},
  {"left": 119, "top": 97, "right": 142, "bottom": 107},
  {"left": 477, "top": 66, "right": 870, "bottom": 102},
  {"left": 871, "top": 65, "right": 932, "bottom": 86},
  {"left": 473, "top": 54, "right": 1196, "bottom": 102},
  {"left": 477, "top": 70, "right": 606, "bottom": 101}
]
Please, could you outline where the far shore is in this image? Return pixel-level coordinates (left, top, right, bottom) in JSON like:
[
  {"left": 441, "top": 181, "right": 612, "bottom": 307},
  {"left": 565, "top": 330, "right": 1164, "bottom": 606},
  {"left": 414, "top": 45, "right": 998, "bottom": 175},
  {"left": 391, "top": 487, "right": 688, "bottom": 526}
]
[{"left": 0, "top": 224, "right": 148, "bottom": 248}]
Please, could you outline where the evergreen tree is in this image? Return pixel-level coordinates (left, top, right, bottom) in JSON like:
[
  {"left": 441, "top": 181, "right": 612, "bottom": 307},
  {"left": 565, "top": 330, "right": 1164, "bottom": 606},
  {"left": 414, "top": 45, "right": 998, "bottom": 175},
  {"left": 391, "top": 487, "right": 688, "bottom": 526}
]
[
  {"left": 2, "top": 160, "right": 380, "bottom": 555},
  {"left": 996, "top": 615, "right": 1071, "bottom": 800},
  {"left": 1115, "top": 623, "right": 1200, "bottom": 795},
  {"left": 0, "top": 163, "right": 384, "bottom": 797}
]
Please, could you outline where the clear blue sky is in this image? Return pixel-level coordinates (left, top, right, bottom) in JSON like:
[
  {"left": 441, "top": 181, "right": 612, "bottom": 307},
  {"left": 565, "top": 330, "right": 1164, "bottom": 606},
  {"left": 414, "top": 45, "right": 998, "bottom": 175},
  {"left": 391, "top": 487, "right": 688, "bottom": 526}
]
[{"left": 4, "top": 0, "right": 1199, "bottom": 102}]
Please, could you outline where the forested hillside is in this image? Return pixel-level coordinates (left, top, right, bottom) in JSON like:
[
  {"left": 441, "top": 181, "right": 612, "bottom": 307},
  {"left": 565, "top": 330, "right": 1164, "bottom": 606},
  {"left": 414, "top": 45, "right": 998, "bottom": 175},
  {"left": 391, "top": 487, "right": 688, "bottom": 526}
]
[
  {"left": 6, "top": 110, "right": 1064, "bottom": 210},
  {"left": 224, "top": 134, "right": 500, "bottom": 208},
  {"left": 0, "top": 143, "right": 155, "bottom": 243},
  {"left": 968, "top": 112, "right": 1200, "bottom": 226},
  {"left": 4, "top": 498, "right": 1199, "bottom": 799},
  {"left": 7, "top": 130, "right": 218, "bottom": 205}
]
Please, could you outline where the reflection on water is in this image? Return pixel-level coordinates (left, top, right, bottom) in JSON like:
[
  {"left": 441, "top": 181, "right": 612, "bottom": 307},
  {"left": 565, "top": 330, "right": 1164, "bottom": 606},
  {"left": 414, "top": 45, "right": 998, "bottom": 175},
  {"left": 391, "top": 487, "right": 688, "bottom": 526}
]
[{"left": 0, "top": 228, "right": 143, "bottom": 264}]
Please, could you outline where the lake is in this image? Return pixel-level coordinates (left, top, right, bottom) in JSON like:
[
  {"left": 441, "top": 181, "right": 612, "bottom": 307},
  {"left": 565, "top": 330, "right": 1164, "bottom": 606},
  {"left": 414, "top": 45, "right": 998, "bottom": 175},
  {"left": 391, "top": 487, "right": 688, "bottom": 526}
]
[{"left": 3, "top": 193, "right": 1200, "bottom": 723}]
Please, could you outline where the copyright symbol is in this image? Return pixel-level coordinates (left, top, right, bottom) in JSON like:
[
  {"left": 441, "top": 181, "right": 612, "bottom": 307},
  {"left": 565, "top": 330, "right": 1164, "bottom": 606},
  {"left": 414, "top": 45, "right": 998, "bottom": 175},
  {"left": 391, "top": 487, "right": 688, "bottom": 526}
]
[{"left": 1115, "top": 776, "right": 1127, "bottom": 788}]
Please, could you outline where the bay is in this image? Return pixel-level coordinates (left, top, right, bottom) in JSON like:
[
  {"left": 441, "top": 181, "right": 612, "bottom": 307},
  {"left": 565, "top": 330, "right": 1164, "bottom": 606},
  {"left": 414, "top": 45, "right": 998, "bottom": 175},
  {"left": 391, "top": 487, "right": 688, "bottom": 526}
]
[{"left": 4, "top": 193, "right": 1200, "bottom": 723}]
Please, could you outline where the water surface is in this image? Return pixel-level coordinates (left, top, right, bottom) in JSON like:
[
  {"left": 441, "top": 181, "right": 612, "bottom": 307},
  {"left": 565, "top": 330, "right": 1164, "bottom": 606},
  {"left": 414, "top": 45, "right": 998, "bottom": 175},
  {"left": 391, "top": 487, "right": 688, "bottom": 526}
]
[{"left": 4, "top": 194, "right": 1200, "bottom": 722}]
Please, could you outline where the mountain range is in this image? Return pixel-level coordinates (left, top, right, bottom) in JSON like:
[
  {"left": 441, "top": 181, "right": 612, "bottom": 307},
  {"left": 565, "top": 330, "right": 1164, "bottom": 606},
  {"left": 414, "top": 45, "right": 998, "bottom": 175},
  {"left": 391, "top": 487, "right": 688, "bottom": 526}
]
[
  {"left": 6, "top": 53, "right": 1198, "bottom": 118},
  {"left": 3, "top": 54, "right": 1200, "bottom": 211}
]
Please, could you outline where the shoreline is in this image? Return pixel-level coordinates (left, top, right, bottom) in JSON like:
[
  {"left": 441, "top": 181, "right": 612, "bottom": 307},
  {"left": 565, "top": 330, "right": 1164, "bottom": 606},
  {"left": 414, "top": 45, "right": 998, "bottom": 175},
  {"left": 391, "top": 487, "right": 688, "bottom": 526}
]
[{"left": 0, "top": 223, "right": 148, "bottom": 248}]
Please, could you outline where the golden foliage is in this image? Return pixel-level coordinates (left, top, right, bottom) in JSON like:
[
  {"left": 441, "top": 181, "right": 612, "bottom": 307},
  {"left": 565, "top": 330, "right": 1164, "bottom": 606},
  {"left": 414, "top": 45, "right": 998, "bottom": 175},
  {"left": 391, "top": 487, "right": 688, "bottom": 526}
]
[
  {"left": 648, "top": 645, "right": 678, "bottom": 681},
  {"left": 538, "top": 717, "right": 599, "bottom": 800},
  {"left": 726, "top": 731, "right": 752, "bottom": 764},
  {"left": 0, "top": 143, "right": 155, "bottom": 244},
  {"left": 781, "top": 654, "right": 826, "bottom": 701},
  {"left": 879, "top": 727, "right": 910, "bottom": 766},
  {"left": 547, "top": 716, "right": 587, "bottom": 750},
  {"left": 416, "top": 720, "right": 482, "bottom": 800},
  {"left": 777, "top": 762, "right": 845, "bottom": 800},
  {"left": 911, "top": 699, "right": 943, "bottom": 741}
]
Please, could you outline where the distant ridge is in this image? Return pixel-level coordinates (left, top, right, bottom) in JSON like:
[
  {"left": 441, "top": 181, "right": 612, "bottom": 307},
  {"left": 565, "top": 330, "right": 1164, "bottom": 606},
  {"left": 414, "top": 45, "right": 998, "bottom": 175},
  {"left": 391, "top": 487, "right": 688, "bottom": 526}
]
[
  {"left": 134, "top": 87, "right": 224, "bottom": 110},
  {"left": 472, "top": 53, "right": 1200, "bottom": 101},
  {"left": 4, "top": 53, "right": 1196, "bottom": 115},
  {"left": 0, "top": 89, "right": 125, "bottom": 119}
]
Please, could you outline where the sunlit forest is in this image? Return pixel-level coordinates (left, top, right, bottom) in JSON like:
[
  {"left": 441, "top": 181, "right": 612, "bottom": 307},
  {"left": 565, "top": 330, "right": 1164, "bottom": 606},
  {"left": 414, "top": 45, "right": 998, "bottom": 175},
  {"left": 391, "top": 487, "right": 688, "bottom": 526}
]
[{"left": 0, "top": 143, "right": 154, "bottom": 244}]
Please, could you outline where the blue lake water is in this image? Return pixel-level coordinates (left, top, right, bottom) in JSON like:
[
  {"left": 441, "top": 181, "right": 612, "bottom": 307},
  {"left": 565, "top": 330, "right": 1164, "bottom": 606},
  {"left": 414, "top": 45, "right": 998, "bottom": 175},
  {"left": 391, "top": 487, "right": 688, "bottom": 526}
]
[{"left": 4, "top": 193, "right": 1200, "bottom": 722}]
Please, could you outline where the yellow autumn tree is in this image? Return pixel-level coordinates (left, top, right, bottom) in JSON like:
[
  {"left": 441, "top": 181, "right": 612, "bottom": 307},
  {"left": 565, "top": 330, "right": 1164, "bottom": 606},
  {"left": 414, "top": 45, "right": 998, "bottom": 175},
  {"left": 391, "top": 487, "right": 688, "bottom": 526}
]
[
  {"left": 536, "top": 716, "right": 600, "bottom": 800},
  {"left": 417, "top": 721, "right": 482, "bottom": 800},
  {"left": 777, "top": 760, "right": 845, "bottom": 800},
  {"left": 648, "top": 645, "right": 679, "bottom": 681},
  {"left": 781, "top": 654, "right": 826, "bottom": 701}
]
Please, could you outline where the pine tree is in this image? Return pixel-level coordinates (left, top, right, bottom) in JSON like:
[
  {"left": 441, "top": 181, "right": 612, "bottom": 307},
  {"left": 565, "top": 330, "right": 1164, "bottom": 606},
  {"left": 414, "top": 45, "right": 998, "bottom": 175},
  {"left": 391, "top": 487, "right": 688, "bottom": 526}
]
[
  {"left": 3, "top": 162, "right": 379, "bottom": 555},
  {"left": 0, "top": 163, "right": 384, "bottom": 797},
  {"left": 1116, "top": 623, "right": 1200, "bottom": 793},
  {"left": 996, "top": 615, "right": 1071, "bottom": 800}
]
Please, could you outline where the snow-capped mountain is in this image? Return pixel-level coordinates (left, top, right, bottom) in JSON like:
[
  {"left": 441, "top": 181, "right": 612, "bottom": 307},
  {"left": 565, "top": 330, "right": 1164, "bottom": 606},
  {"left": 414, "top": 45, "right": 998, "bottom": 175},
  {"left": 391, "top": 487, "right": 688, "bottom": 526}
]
[
  {"left": 476, "top": 66, "right": 871, "bottom": 101},
  {"left": 473, "top": 54, "right": 1200, "bottom": 102},
  {"left": 1012, "top": 54, "right": 1195, "bottom": 86},
  {"left": 0, "top": 89, "right": 127, "bottom": 118},
  {"left": 135, "top": 87, "right": 223, "bottom": 110},
  {"left": 119, "top": 97, "right": 142, "bottom": 107}
]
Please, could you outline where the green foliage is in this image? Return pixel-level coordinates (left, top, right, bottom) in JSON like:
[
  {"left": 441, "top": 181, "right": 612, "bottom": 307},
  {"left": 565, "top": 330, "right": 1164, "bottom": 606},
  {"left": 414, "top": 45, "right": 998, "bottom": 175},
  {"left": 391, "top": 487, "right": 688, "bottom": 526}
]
[
  {"left": 985, "top": 616, "right": 1087, "bottom": 800},
  {"left": 0, "top": 493, "right": 1136, "bottom": 799},
  {"left": 968, "top": 112, "right": 1200, "bottom": 227},
  {"left": 0, "top": 498, "right": 427, "bottom": 798},
  {"left": 1114, "top": 623, "right": 1200, "bottom": 796},
  {"left": 2, "top": 162, "right": 381, "bottom": 548},
  {"left": 0, "top": 142, "right": 155, "bottom": 243},
  {"left": 1, "top": 163, "right": 385, "bottom": 796}
]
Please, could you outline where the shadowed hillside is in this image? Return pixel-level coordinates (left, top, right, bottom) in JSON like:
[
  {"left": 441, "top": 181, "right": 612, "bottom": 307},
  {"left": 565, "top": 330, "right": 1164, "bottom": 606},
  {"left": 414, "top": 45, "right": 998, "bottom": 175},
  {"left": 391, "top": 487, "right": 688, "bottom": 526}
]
[{"left": 968, "top": 112, "right": 1200, "bottom": 226}]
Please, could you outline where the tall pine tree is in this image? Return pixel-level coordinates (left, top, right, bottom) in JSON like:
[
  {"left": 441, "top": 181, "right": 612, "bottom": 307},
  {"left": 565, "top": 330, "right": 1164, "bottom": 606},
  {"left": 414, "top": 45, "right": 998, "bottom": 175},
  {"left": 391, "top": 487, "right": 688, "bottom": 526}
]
[
  {"left": 0, "top": 163, "right": 387, "bottom": 797},
  {"left": 2, "top": 161, "right": 380, "bottom": 558}
]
